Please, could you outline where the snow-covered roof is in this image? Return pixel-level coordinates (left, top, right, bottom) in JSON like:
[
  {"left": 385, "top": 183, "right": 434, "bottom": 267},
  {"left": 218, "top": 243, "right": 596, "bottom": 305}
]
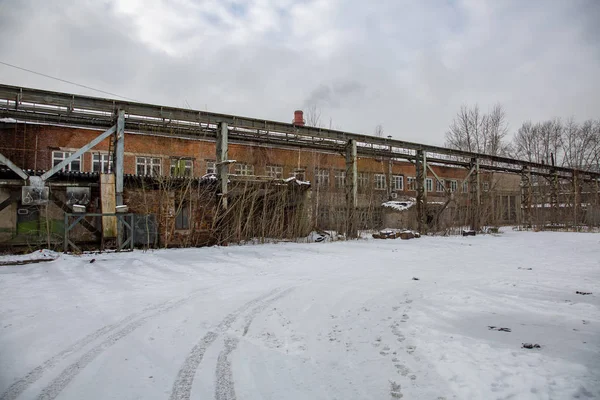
[{"left": 382, "top": 200, "right": 415, "bottom": 212}]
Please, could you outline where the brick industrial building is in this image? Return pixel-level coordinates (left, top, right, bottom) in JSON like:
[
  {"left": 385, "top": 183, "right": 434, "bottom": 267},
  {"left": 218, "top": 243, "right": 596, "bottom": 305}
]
[{"left": 3, "top": 84, "right": 595, "bottom": 250}]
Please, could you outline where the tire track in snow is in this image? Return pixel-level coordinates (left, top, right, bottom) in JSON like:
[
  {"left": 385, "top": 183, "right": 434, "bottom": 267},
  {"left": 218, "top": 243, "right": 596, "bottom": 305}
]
[
  {"left": 215, "top": 337, "right": 239, "bottom": 400},
  {"left": 169, "top": 287, "right": 294, "bottom": 400},
  {"left": 0, "top": 299, "right": 172, "bottom": 400},
  {"left": 216, "top": 287, "right": 294, "bottom": 400},
  {"left": 33, "top": 288, "right": 208, "bottom": 400}
]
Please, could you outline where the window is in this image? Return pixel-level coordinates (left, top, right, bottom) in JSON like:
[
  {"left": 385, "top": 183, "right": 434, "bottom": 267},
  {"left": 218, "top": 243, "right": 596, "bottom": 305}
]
[
  {"left": 462, "top": 181, "right": 469, "bottom": 193},
  {"left": 426, "top": 178, "right": 433, "bottom": 192},
  {"left": 391, "top": 175, "right": 403, "bottom": 191},
  {"left": 266, "top": 165, "right": 283, "bottom": 178},
  {"left": 170, "top": 158, "right": 193, "bottom": 177},
  {"left": 52, "top": 151, "right": 81, "bottom": 172},
  {"left": 483, "top": 182, "right": 490, "bottom": 191},
  {"left": 374, "top": 174, "right": 386, "bottom": 190},
  {"left": 234, "top": 163, "right": 254, "bottom": 176},
  {"left": 206, "top": 160, "right": 216, "bottom": 175},
  {"left": 334, "top": 170, "right": 346, "bottom": 188},
  {"left": 136, "top": 157, "right": 162, "bottom": 176},
  {"left": 436, "top": 179, "right": 445, "bottom": 192},
  {"left": 449, "top": 180, "right": 457, "bottom": 192},
  {"left": 315, "top": 168, "right": 329, "bottom": 187},
  {"left": 357, "top": 172, "right": 369, "bottom": 189},
  {"left": 92, "top": 153, "right": 112, "bottom": 173},
  {"left": 175, "top": 201, "right": 190, "bottom": 230},
  {"left": 407, "top": 177, "right": 416, "bottom": 190},
  {"left": 293, "top": 168, "right": 306, "bottom": 181}
]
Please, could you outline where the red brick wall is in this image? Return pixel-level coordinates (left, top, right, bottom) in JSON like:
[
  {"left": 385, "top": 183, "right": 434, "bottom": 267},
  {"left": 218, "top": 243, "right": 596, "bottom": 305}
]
[{"left": 1, "top": 123, "right": 477, "bottom": 197}]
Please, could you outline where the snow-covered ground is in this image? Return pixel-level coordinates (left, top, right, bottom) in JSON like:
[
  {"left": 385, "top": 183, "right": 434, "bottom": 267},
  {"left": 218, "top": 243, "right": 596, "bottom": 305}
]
[{"left": 0, "top": 230, "right": 598, "bottom": 400}]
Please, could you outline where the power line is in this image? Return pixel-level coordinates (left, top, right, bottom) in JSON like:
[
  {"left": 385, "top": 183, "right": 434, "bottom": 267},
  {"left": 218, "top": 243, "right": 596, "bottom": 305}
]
[{"left": 0, "top": 60, "right": 138, "bottom": 101}]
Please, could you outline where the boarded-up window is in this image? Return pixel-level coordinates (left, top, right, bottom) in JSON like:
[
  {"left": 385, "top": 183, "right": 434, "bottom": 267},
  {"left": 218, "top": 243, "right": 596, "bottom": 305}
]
[
  {"left": 170, "top": 158, "right": 193, "bottom": 177},
  {"left": 175, "top": 202, "right": 190, "bottom": 230}
]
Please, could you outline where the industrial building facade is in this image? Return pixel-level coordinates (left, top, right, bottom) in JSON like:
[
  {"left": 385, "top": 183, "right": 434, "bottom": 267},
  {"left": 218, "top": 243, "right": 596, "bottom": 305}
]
[{"left": 0, "top": 119, "right": 522, "bottom": 249}]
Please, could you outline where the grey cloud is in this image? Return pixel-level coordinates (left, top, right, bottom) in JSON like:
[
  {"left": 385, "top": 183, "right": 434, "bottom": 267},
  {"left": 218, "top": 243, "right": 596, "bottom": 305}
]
[{"left": 0, "top": 0, "right": 598, "bottom": 145}]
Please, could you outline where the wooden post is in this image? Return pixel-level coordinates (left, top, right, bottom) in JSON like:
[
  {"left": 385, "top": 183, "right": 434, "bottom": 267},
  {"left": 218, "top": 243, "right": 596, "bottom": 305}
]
[{"left": 345, "top": 139, "right": 357, "bottom": 238}]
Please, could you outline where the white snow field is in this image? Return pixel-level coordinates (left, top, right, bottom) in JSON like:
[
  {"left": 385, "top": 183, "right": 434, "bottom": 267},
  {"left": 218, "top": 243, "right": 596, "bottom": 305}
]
[{"left": 0, "top": 230, "right": 599, "bottom": 400}]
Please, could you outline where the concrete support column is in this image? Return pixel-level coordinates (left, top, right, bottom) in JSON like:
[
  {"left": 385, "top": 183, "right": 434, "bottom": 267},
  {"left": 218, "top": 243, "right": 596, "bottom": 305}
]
[
  {"left": 345, "top": 139, "right": 357, "bottom": 238},
  {"left": 520, "top": 166, "right": 532, "bottom": 227},
  {"left": 216, "top": 122, "right": 229, "bottom": 210},
  {"left": 469, "top": 157, "right": 480, "bottom": 231},
  {"left": 550, "top": 169, "right": 559, "bottom": 225},
  {"left": 115, "top": 109, "right": 125, "bottom": 207},
  {"left": 573, "top": 171, "right": 580, "bottom": 229},
  {"left": 415, "top": 150, "right": 426, "bottom": 233}
]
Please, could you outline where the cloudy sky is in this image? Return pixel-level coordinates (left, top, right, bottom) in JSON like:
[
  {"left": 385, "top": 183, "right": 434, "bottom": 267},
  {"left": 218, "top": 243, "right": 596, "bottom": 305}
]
[{"left": 0, "top": 0, "right": 598, "bottom": 145}]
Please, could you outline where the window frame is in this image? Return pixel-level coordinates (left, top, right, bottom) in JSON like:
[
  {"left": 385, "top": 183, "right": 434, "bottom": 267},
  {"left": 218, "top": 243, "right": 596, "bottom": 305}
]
[
  {"left": 266, "top": 165, "right": 283, "bottom": 179},
  {"left": 449, "top": 180, "right": 457, "bottom": 192},
  {"left": 407, "top": 177, "right": 416, "bottom": 191},
  {"left": 425, "top": 178, "right": 433, "bottom": 192},
  {"left": 205, "top": 160, "right": 216, "bottom": 175},
  {"left": 391, "top": 175, "right": 404, "bottom": 191},
  {"left": 436, "top": 179, "right": 445, "bottom": 192},
  {"left": 334, "top": 170, "right": 346, "bottom": 189},
  {"left": 357, "top": 172, "right": 369, "bottom": 189},
  {"left": 92, "top": 152, "right": 112, "bottom": 174},
  {"left": 374, "top": 174, "right": 386, "bottom": 190},
  {"left": 315, "top": 168, "right": 330, "bottom": 187},
  {"left": 170, "top": 158, "right": 193, "bottom": 177},
  {"left": 136, "top": 156, "right": 162, "bottom": 176},
  {"left": 233, "top": 163, "right": 254, "bottom": 176},
  {"left": 52, "top": 151, "right": 82, "bottom": 172},
  {"left": 175, "top": 201, "right": 190, "bottom": 230}
]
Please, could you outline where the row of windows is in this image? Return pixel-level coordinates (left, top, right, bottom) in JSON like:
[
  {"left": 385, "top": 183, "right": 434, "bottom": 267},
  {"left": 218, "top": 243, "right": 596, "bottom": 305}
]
[{"left": 51, "top": 152, "right": 472, "bottom": 191}]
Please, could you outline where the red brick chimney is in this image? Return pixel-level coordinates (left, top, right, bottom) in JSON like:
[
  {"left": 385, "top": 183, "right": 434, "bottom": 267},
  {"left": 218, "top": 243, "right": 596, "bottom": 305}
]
[{"left": 293, "top": 110, "right": 305, "bottom": 126}]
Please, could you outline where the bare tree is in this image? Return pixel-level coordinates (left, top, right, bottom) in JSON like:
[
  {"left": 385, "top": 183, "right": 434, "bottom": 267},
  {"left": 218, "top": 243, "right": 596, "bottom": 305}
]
[
  {"left": 305, "top": 104, "right": 323, "bottom": 127},
  {"left": 374, "top": 124, "right": 384, "bottom": 138},
  {"left": 561, "top": 119, "right": 599, "bottom": 169},
  {"left": 445, "top": 104, "right": 508, "bottom": 155},
  {"left": 482, "top": 104, "right": 510, "bottom": 156}
]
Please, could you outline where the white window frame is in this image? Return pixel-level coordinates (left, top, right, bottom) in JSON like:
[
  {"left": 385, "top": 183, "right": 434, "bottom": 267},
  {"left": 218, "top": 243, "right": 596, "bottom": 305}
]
[
  {"left": 206, "top": 160, "right": 216, "bottom": 175},
  {"left": 52, "top": 151, "right": 82, "bottom": 172},
  {"left": 449, "top": 180, "right": 457, "bottom": 192},
  {"left": 315, "top": 168, "right": 330, "bottom": 187},
  {"left": 233, "top": 163, "right": 254, "bottom": 176},
  {"left": 462, "top": 181, "right": 469, "bottom": 193},
  {"left": 170, "top": 158, "right": 193, "bottom": 177},
  {"left": 92, "top": 152, "right": 112, "bottom": 173},
  {"left": 425, "top": 178, "right": 433, "bottom": 192},
  {"left": 407, "top": 177, "right": 416, "bottom": 191},
  {"left": 436, "top": 179, "right": 445, "bottom": 192},
  {"left": 357, "top": 172, "right": 369, "bottom": 189},
  {"left": 136, "top": 156, "right": 162, "bottom": 176},
  {"left": 391, "top": 175, "right": 403, "bottom": 191},
  {"left": 334, "top": 170, "right": 346, "bottom": 188},
  {"left": 374, "top": 174, "right": 386, "bottom": 190},
  {"left": 266, "top": 165, "right": 283, "bottom": 179},
  {"left": 293, "top": 168, "right": 306, "bottom": 181}
]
